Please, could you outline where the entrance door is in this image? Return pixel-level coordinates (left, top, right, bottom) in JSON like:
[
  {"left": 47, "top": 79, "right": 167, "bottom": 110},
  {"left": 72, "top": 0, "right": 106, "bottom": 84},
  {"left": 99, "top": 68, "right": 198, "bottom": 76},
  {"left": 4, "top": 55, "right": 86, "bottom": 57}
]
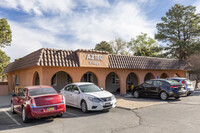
[{"left": 81, "top": 72, "right": 98, "bottom": 85}]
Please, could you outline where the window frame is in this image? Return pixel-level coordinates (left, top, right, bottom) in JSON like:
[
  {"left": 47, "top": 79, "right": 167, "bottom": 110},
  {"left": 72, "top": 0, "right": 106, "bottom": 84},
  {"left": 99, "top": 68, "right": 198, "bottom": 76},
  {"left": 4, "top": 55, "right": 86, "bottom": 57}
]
[
  {"left": 111, "top": 73, "right": 119, "bottom": 85},
  {"left": 51, "top": 74, "right": 57, "bottom": 86}
]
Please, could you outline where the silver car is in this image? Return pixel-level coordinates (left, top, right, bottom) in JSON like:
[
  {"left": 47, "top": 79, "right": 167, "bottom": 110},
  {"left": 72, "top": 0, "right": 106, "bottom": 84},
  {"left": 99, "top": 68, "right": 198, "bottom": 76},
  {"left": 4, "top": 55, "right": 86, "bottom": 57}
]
[{"left": 167, "top": 77, "right": 194, "bottom": 96}]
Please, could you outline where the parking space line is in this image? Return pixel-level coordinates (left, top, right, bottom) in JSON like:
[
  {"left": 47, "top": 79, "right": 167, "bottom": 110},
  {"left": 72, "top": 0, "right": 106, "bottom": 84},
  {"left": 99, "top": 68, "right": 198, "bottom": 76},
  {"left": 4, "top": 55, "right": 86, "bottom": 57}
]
[
  {"left": 1, "top": 109, "right": 21, "bottom": 126},
  {"left": 65, "top": 112, "right": 78, "bottom": 116}
]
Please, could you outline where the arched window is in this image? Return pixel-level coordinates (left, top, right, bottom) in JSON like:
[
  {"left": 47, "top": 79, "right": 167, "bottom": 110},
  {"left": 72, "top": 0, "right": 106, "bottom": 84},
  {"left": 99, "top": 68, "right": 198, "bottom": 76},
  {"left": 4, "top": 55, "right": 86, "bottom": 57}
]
[
  {"left": 126, "top": 72, "right": 139, "bottom": 92},
  {"left": 105, "top": 72, "right": 120, "bottom": 93},
  {"left": 33, "top": 72, "right": 40, "bottom": 85},
  {"left": 160, "top": 73, "right": 169, "bottom": 79},
  {"left": 144, "top": 73, "right": 155, "bottom": 81},
  {"left": 51, "top": 71, "right": 72, "bottom": 91},
  {"left": 81, "top": 72, "right": 98, "bottom": 85}
]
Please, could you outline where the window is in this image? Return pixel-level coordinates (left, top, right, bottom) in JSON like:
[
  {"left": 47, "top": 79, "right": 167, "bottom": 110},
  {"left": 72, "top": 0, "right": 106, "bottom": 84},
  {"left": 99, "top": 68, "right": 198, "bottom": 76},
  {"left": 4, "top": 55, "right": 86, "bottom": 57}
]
[
  {"left": 51, "top": 74, "right": 57, "bottom": 86},
  {"left": 79, "top": 84, "right": 102, "bottom": 93},
  {"left": 112, "top": 73, "right": 119, "bottom": 85},
  {"left": 65, "top": 85, "right": 73, "bottom": 91},
  {"left": 29, "top": 88, "right": 57, "bottom": 96},
  {"left": 66, "top": 74, "right": 72, "bottom": 84},
  {"left": 143, "top": 80, "right": 153, "bottom": 86},
  {"left": 72, "top": 85, "right": 79, "bottom": 92},
  {"left": 153, "top": 81, "right": 163, "bottom": 87},
  {"left": 83, "top": 73, "right": 93, "bottom": 82},
  {"left": 15, "top": 75, "right": 19, "bottom": 86}
]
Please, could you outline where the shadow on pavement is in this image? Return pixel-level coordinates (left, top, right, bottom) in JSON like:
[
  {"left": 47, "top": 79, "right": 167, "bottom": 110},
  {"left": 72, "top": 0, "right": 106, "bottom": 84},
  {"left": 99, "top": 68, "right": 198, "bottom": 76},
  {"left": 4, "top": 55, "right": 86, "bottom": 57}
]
[
  {"left": 115, "top": 93, "right": 181, "bottom": 103},
  {"left": 0, "top": 105, "right": 111, "bottom": 131}
]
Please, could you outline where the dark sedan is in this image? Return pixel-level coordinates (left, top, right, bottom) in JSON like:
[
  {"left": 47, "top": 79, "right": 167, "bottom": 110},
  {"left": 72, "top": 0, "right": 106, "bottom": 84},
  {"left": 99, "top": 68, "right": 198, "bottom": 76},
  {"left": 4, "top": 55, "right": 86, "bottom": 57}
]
[{"left": 132, "top": 79, "right": 187, "bottom": 100}]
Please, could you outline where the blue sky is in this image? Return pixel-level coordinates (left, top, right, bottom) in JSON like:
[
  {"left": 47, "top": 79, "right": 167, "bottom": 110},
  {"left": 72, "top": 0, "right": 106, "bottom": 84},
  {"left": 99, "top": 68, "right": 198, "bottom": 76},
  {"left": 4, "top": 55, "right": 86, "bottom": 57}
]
[{"left": 0, "top": 0, "right": 199, "bottom": 61}]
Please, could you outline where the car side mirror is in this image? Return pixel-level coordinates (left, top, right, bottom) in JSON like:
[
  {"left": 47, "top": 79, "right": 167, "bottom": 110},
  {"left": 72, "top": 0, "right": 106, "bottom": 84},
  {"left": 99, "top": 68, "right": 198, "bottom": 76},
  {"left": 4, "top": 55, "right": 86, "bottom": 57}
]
[{"left": 101, "top": 88, "right": 104, "bottom": 91}]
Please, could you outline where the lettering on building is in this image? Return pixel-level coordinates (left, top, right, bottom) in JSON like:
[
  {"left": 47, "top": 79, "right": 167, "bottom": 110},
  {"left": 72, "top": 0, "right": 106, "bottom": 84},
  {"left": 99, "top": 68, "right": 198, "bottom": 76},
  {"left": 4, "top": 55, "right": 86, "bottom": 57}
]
[{"left": 86, "top": 54, "right": 103, "bottom": 66}]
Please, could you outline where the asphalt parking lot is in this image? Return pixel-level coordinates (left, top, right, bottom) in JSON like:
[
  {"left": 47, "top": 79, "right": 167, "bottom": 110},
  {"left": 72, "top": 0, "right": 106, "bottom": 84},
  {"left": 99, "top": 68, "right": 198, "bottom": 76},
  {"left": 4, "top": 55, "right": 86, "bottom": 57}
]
[{"left": 1, "top": 91, "right": 200, "bottom": 133}]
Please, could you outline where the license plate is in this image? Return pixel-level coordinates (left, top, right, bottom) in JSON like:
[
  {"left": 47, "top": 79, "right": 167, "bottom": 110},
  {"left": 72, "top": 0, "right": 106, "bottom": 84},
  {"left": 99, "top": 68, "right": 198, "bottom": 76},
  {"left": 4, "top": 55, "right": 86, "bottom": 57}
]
[
  {"left": 105, "top": 102, "right": 111, "bottom": 106},
  {"left": 47, "top": 107, "right": 54, "bottom": 111}
]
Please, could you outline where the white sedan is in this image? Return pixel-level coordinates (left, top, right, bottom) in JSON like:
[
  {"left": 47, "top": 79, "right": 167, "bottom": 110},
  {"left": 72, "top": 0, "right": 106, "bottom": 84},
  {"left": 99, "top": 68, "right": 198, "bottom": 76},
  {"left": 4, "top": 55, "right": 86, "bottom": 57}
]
[{"left": 60, "top": 82, "right": 116, "bottom": 112}]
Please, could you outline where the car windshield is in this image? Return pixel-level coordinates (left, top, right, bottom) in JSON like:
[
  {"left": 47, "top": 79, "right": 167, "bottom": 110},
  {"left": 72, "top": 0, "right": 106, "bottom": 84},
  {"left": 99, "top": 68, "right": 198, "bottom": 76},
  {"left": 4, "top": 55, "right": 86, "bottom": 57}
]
[
  {"left": 79, "top": 84, "right": 102, "bottom": 93},
  {"left": 29, "top": 88, "right": 57, "bottom": 96},
  {"left": 166, "top": 80, "right": 182, "bottom": 85}
]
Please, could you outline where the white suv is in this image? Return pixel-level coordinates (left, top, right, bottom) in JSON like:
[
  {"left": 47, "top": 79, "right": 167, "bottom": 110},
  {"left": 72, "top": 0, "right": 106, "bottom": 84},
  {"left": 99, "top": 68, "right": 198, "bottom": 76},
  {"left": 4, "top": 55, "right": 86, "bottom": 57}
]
[{"left": 60, "top": 82, "right": 116, "bottom": 112}]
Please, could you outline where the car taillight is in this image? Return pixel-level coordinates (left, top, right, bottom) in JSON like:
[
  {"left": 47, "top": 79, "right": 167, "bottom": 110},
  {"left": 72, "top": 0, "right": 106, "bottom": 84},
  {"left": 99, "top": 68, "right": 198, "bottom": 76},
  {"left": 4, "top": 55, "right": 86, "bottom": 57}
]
[
  {"left": 182, "top": 81, "right": 186, "bottom": 84},
  {"left": 30, "top": 98, "right": 36, "bottom": 107},
  {"left": 60, "top": 95, "right": 65, "bottom": 103},
  {"left": 170, "top": 86, "right": 179, "bottom": 88}
]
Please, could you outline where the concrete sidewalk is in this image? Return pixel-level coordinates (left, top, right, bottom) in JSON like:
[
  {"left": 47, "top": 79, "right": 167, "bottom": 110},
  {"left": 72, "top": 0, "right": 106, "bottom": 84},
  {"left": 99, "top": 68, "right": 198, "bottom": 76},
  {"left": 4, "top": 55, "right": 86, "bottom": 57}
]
[
  {"left": 0, "top": 95, "right": 11, "bottom": 108},
  {"left": 116, "top": 94, "right": 167, "bottom": 110}
]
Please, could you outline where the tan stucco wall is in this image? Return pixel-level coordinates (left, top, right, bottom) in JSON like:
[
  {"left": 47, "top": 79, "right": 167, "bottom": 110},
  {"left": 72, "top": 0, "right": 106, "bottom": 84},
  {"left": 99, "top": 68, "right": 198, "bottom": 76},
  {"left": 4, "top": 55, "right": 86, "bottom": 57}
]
[
  {"left": 7, "top": 66, "right": 186, "bottom": 94},
  {"left": 0, "top": 85, "right": 8, "bottom": 95}
]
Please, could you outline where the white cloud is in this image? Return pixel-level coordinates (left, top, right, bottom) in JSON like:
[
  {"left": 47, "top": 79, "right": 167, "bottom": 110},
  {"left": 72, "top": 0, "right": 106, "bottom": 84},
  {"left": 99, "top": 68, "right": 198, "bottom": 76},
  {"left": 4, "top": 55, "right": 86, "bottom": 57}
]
[
  {"left": 2, "top": 1, "right": 156, "bottom": 61},
  {"left": 3, "top": 20, "right": 79, "bottom": 61},
  {"left": 64, "top": 1, "right": 156, "bottom": 43},
  {"left": 82, "top": 0, "right": 110, "bottom": 8},
  {"left": 0, "top": 0, "right": 75, "bottom": 16},
  {"left": 0, "top": 0, "right": 110, "bottom": 16},
  {"left": 193, "top": 1, "right": 200, "bottom": 13}
]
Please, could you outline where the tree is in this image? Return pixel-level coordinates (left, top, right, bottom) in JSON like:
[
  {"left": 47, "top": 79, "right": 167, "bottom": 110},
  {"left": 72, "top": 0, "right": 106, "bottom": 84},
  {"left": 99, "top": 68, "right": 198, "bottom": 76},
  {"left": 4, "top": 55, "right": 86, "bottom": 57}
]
[
  {"left": 0, "top": 49, "right": 10, "bottom": 79},
  {"left": 0, "top": 18, "right": 12, "bottom": 48},
  {"left": 128, "top": 33, "right": 163, "bottom": 57},
  {"left": 155, "top": 4, "right": 200, "bottom": 60},
  {"left": 110, "top": 37, "right": 126, "bottom": 55},
  {"left": 94, "top": 41, "right": 113, "bottom": 53},
  {"left": 188, "top": 53, "right": 200, "bottom": 89}
]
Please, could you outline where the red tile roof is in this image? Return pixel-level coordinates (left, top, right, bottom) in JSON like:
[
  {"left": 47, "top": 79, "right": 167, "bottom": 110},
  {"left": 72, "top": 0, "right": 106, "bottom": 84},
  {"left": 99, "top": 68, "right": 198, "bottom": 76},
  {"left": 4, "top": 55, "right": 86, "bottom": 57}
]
[
  {"left": 4, "top": 48, "right": 190, "bottom": 73},
  {"left": 108, "top": 54, "right": 190, "bottom": 70}
]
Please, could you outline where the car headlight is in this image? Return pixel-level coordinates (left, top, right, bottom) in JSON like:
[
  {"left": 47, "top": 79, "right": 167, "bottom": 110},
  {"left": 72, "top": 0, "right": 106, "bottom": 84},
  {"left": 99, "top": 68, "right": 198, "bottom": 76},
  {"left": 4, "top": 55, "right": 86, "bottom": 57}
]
[
  {"left": 88, "top": 97, "right": 101, "bottom": 103},
  {"left": 111, "top": 95, "right": 115, "bottom": 100}
]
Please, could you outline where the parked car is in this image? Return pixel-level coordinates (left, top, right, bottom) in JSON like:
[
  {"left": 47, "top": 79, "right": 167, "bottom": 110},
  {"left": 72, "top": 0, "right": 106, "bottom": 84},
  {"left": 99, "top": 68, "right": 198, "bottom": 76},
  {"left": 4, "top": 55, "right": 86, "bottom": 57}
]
[
  {"left": 60, "top": 82, "right": 116, "bottom": 112},
  {"left": 167, "top": 77, "right": 194, "bottom": 96},
  {"left": 132, "top": 79, "right": 187, "bottom": 100},
  {"left": 11, "top": 85, "right": 66, "bottom": 123}
]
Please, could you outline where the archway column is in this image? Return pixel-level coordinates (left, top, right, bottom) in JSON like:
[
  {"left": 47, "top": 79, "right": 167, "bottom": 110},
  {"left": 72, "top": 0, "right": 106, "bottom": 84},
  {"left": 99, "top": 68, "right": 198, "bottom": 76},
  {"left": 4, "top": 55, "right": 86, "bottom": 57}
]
[
  {"left": 98, "top": 77, "right": 106, "bottom": 90},
  {"left": 120, "top": 77, "right": 126, "bottom": 94}
]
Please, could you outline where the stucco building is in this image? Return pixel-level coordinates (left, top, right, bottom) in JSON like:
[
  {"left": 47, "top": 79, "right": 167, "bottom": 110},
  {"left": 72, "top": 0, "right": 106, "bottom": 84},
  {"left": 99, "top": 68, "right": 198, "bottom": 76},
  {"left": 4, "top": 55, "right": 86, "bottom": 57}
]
[{"left": 4, "top": 48, "right": 190, "bottom": 94}]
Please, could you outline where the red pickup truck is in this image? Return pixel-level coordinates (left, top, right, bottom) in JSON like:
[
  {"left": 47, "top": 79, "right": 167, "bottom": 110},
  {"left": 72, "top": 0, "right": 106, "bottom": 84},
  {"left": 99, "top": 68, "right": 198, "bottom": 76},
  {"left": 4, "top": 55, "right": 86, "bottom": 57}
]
[{"left": 11, "top": 85, "right": 66, "bottom": 123}]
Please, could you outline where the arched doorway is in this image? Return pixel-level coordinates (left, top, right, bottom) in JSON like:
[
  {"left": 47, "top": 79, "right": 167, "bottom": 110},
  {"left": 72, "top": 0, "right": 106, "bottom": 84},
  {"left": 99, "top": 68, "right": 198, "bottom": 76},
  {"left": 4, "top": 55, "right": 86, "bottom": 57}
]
[
  {"left": 160, "top": 73, "right": 169, "bottom": 79},
  {"left": 51, "top": 71, "right": 72, "bottom": 92},
  {"left": 33, "top": 72, "right": 40, "bottom": 85},
  {"left": 174, "top": 73, "right": 180, "bottom": 77},
  {"left": 144, "top": 73, "right": 155, "bottom": 81},
  {"left": 81, "top": 72, "right": 98, "bottom": 85},
  {"left": 105, "top": 72, "right": 120, "bottom": 93},
  {"left": 126, "top": 72, "right": 139, "bottom": 93}
]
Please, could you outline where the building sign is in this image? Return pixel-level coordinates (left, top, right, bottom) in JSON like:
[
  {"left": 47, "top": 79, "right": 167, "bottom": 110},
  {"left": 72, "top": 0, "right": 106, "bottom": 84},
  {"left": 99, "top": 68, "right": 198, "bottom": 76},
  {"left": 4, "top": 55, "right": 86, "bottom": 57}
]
[{"left": 86, "top": 54, "right": 103, "bottom": 66}]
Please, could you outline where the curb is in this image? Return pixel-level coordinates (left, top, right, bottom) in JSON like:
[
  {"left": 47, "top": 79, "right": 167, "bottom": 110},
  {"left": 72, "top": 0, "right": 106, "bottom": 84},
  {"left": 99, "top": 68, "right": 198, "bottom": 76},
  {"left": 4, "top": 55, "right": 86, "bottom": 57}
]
[
  {"left": 0, "top": 105, "right": 10, "bottom": 108},
  {"left": 116, "top": 106, "right": 132, "bottom": 110}
]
